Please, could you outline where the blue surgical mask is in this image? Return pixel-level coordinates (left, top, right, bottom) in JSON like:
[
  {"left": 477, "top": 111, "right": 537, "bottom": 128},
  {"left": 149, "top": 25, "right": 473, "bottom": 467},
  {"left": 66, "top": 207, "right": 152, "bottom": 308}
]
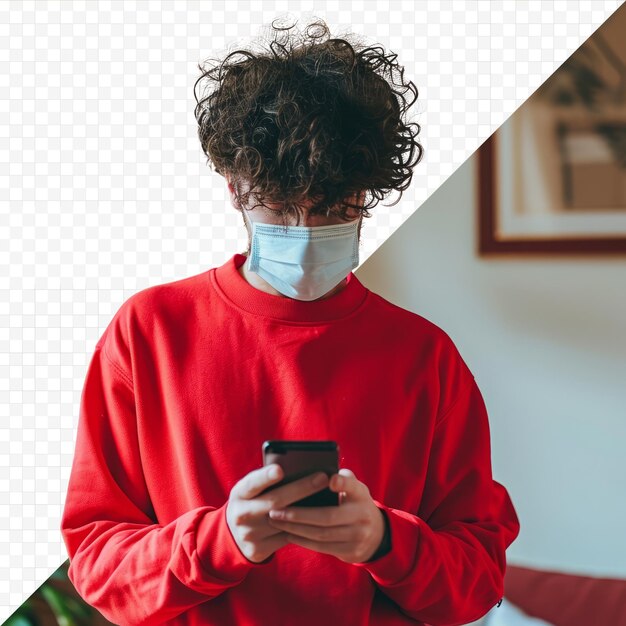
[{"left": 243, "top": 210, "right": 361, "bottom": 301}]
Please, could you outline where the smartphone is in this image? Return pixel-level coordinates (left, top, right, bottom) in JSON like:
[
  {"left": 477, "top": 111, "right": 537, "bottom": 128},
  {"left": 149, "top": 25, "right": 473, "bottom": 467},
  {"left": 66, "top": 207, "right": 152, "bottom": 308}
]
[{"left": 260, "top": 440, "right": 340, "bottom": 507}]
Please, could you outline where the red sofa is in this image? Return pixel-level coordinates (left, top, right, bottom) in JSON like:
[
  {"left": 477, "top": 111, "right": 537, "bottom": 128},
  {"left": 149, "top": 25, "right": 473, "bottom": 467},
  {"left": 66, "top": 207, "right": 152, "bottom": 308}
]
[{"left": 503, "top": 563, "right": 626, "bottom": 626}]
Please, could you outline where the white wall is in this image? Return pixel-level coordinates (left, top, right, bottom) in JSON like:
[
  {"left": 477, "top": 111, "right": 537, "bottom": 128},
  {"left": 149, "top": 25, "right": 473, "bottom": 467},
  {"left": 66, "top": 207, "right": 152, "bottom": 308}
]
[{"left": 355, "top": 152, "right": 626, "bottom": 578}]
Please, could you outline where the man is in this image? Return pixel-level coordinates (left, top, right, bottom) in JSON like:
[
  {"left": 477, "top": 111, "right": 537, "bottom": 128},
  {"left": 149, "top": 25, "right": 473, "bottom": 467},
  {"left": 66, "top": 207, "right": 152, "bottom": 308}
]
[{"left": 61, "top": 18, "right": 520, "bottom": 626}]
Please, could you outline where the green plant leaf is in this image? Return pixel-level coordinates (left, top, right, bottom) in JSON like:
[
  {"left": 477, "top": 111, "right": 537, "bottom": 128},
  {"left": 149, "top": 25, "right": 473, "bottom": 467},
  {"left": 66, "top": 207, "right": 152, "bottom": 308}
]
[
  {"left": 5, "top": 615, "right": 35, "bottom": 626},
  {"left": 40, "top": 585, "right": 76, "bottom": 626}
]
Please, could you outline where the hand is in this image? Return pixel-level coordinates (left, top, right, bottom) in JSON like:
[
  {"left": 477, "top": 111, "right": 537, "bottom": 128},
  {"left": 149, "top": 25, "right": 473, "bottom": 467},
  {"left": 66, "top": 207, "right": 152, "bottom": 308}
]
[
  {"left": 266, "top": 468, "right": 387, "bottom": 564},
  {"left": 226, "top": 464, "right": 331, "bottom": 564}
]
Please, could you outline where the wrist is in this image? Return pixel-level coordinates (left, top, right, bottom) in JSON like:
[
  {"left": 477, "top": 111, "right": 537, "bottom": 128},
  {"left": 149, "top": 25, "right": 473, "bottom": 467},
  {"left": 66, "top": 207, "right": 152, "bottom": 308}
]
[{"left": 364, "top": 508, "right": 392, "bottom": 562}]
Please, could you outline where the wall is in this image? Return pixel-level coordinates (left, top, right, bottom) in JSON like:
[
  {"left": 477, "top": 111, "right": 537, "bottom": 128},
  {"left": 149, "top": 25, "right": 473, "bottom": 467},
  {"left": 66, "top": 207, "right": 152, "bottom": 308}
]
[{"left": 355, "top": 152, "right": 626, "bottom": 577}]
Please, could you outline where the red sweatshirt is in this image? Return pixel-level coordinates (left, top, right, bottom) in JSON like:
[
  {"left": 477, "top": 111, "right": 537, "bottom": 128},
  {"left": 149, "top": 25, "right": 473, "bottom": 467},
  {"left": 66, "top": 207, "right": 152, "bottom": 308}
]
[{"left": 60, "top": 252, "right": 520, "bottom": 626}]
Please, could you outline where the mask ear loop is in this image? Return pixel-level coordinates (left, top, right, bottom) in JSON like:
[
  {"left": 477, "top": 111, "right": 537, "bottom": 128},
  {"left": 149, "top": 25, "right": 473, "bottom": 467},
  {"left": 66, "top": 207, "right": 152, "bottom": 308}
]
[{"left": 242, "top": 210, "right": 258, "bottom": 268}]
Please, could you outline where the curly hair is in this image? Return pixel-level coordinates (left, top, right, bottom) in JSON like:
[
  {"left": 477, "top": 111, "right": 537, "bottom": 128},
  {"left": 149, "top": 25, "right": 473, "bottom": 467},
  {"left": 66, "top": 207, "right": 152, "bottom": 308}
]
[{"left": 193, "top": 16, "right": 423, "bottom": 226}]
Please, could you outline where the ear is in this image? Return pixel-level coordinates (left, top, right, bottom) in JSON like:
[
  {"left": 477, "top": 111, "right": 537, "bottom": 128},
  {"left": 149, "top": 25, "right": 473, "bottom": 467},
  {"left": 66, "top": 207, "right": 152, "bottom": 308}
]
[{"left": 225, "top": 174, "right": 234, "bottom": 194}]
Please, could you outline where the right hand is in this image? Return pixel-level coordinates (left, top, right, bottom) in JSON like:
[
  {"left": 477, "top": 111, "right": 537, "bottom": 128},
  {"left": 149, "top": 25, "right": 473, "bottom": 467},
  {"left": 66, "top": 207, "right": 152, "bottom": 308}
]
[{"left": 226, "top": 464, "right": 329, "bottom": 564}]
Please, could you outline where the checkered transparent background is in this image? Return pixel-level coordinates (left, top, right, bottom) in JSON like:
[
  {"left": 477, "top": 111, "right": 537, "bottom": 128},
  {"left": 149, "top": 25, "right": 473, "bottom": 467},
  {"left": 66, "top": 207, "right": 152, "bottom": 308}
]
[{"left": 0, "top": 0, "right": 622, "bottom": 618}]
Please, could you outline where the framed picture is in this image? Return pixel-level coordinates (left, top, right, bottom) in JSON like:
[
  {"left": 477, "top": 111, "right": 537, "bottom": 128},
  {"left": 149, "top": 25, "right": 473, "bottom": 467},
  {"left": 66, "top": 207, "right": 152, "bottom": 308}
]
[{"left": 477, "top": 5, "right": 626, "bottom": 255}]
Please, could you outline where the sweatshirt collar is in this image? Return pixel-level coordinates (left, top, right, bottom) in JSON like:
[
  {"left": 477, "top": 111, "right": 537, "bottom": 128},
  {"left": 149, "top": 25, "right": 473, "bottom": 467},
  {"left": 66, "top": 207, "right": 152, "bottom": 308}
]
[{"left": 211, "top": 253, "right": 369, "bottom": 323}]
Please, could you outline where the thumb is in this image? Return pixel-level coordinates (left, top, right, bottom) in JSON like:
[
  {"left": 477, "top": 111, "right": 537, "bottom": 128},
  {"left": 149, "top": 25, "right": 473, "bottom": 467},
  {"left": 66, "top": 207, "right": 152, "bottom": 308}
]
[{"left": 330, "top": 468, "right": 359, "bottom": 493}]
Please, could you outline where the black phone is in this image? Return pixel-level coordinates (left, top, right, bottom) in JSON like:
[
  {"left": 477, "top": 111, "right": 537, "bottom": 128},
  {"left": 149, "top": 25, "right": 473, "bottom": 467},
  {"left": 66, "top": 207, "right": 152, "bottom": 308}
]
[{"left": 260, "top": 440, "right": 339, "bottom": 507}]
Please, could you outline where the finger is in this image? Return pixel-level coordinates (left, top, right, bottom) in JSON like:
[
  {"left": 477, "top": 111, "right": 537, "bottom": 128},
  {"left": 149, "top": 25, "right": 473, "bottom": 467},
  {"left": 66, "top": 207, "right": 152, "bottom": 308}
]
[
  {"left": 256, "top": 520, "right": 294, "bottom": 541},
  {"left": 284, "top": 533, "right": 354, "bottom": 558},
  {"left": 244, "top": 531, "right": 290, "bottom": 564},
  {"left": 258, "top": 527, "right": 290, "bottom": 546},
  {"left": 267, "top": 519, "right": 356, "bottom": 543},
  {"left": 234, "top": 464, "right": 284, "bottom": 500},
  {"left": 268, "top": 501, "right": 356, "bottom": 527},
  {"left": 329, "top": 468, "right": 365, "bottom": 497},
  {"left": 264, "top": 530, "right": 290, "bottom": 552},
  {"left": 260, "top": 471, "right": 329, "bottom": 510}
]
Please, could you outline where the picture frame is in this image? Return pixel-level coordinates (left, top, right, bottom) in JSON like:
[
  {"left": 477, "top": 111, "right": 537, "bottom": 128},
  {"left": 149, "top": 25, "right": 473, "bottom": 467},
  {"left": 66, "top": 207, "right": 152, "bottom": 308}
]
[
  {"left": 477, "top": 7, "right": 626, "bottom": 256},
  {"left": 477, "top": 128, "right": 626, "bottom": 256}
]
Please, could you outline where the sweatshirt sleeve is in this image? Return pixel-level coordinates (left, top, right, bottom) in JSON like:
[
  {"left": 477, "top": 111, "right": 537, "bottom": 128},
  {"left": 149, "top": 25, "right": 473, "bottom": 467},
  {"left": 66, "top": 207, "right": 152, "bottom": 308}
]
[
  {"left": 352, "top": 375, "right": 521, "bottom": 626},
  {"left": 60, "top": 308, "right": 272, "bottom": 626}
]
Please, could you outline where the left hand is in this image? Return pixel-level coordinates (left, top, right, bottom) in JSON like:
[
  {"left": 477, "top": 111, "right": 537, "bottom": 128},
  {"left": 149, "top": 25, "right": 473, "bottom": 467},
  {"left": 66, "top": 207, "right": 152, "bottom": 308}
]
[{"left": 266, "top": 468, "right": 386, "bottom": 564}]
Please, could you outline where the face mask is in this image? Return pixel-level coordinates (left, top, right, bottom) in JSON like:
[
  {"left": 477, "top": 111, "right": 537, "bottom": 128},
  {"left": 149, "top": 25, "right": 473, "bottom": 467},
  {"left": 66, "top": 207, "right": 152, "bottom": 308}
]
[{"left": 243, "top": 210, "right": 361, "bottom": 301}]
